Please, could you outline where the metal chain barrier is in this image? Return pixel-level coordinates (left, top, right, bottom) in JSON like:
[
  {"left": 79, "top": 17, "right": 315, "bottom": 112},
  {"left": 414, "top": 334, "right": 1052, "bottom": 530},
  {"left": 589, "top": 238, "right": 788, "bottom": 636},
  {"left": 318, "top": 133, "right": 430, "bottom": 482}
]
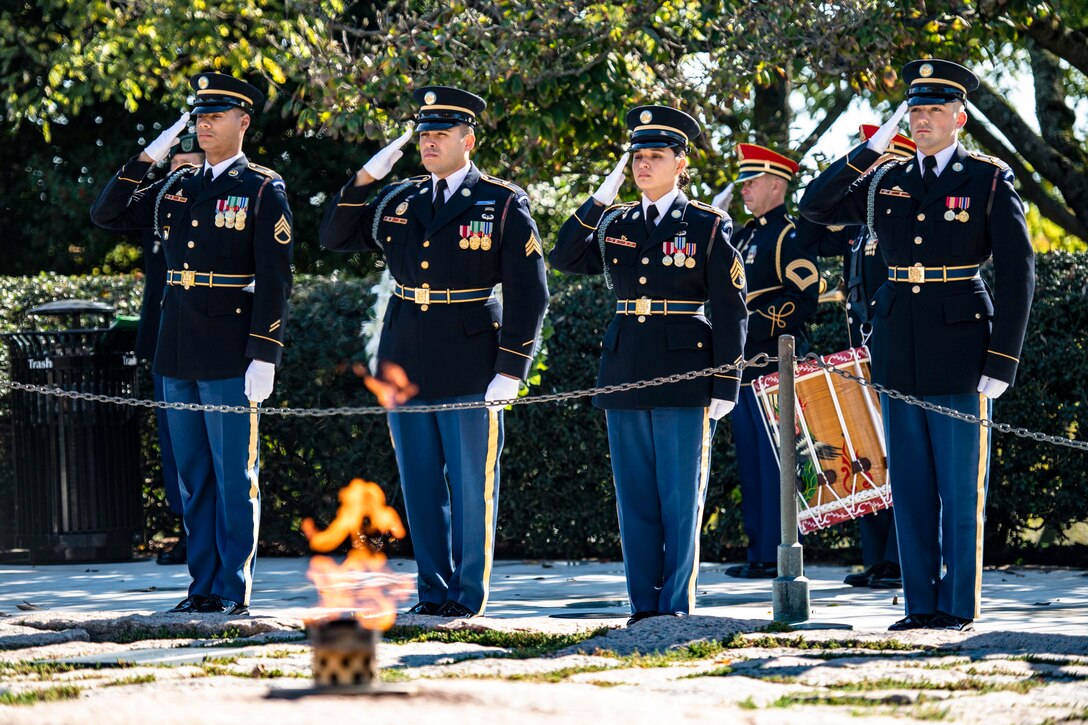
[
  {"left": 796, "top": 352, "right": 1088, "bottom": 452},
  {"left": 0, "top": 354, "right": 778, "bottom": 417}
]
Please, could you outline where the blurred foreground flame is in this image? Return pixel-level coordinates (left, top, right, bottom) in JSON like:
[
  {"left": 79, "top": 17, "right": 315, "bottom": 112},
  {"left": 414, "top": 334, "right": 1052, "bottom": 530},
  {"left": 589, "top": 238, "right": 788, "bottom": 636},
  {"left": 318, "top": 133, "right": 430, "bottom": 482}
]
[
  {"left": 302, "top": 478, "right": 412, "bottom": 630},
  {"left": 354, "top": 361, "right": 419, "bottom": 409}
]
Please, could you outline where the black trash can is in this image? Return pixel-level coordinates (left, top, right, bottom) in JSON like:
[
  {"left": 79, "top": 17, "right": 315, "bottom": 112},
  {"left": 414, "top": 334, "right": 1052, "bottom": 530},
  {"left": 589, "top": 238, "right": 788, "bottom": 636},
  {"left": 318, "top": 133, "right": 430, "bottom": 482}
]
[{"left": 2, "top": 300, "right": 143, "bottom": 562}]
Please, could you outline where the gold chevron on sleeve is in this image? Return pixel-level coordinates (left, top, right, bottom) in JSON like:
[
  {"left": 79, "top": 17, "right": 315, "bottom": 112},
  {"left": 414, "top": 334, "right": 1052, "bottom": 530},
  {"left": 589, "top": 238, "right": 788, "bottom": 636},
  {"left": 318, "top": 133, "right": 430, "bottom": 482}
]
[
  {"left": 525, "top": 231, "right": 542, "bottom": 258},
  {"left": 785, "top": 259, "right": 819, "bottom": 291},
  {"left": 274, "top": 214, "right": 292, "bottom": 244},
  {"left": 269, "top": 320, "right": 281, "bottom": 332},
  {"left": 730, "top": 257, "right": 746, "bottom": 290}
]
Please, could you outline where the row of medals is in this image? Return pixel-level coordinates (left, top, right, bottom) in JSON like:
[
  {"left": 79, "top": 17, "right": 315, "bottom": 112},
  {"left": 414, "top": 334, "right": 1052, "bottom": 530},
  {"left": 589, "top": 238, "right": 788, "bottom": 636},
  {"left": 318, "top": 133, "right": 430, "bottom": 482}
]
[
  {"left": 662, "top": 251, "right": 696, "bottom": 268},
  {"left": 459, "top": 235, "right": 492, "bottom": 251},
  {"left": 944, "top": 209, "right": 970, "bottom": 223},
  {"left": 215, "top": 209, "right": 247, "bottom": 230}
]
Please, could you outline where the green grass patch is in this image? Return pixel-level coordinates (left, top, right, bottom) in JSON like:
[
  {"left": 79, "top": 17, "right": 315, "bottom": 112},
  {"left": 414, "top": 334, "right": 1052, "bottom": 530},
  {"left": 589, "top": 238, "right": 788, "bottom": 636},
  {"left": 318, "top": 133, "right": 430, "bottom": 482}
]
[
  {"left": 0, "top": 685, "right": 82, "bottom": 706},
  {"left": 830, "top": 675, "right": 1044, "bottom": 695},
  {"left": 504, "top": 665, "right": 615, "bottom": 683},
  {"left": 203, "top": 656, "right": 241, "bottom": 666},
  {"left": 769, "top": 692, "right": 911, "bottom": 709},
  {"left": 109, "top": 625, "right": 248, "bottom": 644},
  {"left": 102, "top": 674, "right": 157, "bottom": 687},
  {"left": 681, "top": 665, "right": 733, "bottom": 679},
  {"left": 0, "top": 661, "right": 76, "bottom": 677},
  {"left": 380, "top": 668, "right": 412, "bottom": 683},
  {"left": 759, "top": 621, "right": 797, "bottom": 633},
  {"left": 382, "top": 626, "right": 612, "bottom": 659},
  {"left": 725, "top": 634, "right": 923, "bottom": 652}
]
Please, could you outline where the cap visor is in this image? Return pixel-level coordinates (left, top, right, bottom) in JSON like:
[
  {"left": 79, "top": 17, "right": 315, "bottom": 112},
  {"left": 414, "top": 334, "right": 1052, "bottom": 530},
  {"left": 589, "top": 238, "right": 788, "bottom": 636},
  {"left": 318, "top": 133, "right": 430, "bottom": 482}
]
[
  {"left": 736, "top": 170, "right": 766, "bottom": 182},
  {"left": 907, "top": 95, "right": 961, "bottom": 106},
  {"left": 191, "top": 103, "right": 239, "bottom": 115},
  {"left": 415, "top": 121, "right": 462, "bottom": 132}
]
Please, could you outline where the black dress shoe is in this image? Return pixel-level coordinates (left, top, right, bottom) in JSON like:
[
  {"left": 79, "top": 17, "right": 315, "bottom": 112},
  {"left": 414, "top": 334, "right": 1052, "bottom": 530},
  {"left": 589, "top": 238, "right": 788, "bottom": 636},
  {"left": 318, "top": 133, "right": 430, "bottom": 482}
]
[
  {"left": 222, "top": 600, "right": 249, "bottom": 616},
  {"left": 888, "top": 613, "right": 934, "bottom": 631},
  {"left": 626, "top": 610, "right": 658, "bottom": 626},
  {"left": 868, "top": 561, "right": 902, "bottom": 589},
  {"left": 196, "top": 594, "right": 226, "bottom": 614},
  {"left": 927, "top": 612, "right": 973, "bottom": 631},
  {"left": 725, "top": 562, "right": 777, "bottom": 579},
  {"left": 406, "top": 601, "right": 441, "bottom": 615},
  {"left": 436, "top": 601, "right": 476, "bottom": 618},
  {"left": 843, "top": 564, "right": 879, "bottom": 587},
  {"left": 169, "top": 595, "right": 206, "bottom": 613}
]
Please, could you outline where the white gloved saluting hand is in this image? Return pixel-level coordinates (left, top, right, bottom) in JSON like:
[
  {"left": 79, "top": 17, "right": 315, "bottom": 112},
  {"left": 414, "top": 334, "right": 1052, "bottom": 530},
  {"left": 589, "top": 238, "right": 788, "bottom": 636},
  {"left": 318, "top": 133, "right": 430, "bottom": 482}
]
[
  {"left": 977, "top": 375, "right": 1009, "bottom": 400},
  {"left": 484, "top": 374, "right": 521, "bottom": 412},
  {"left": 362, "top": 126, "right": 415, "bottom": 181},
  {"left": 709, "top": 398, "right": 735, "bottom": 421},
  {"left": 245, "top": 360, "right": 276, "bottom": 404},
  {"left": 143, "top": 112, "right": 191, "bottom": 163},
  {"left": 711, "top": 183, "right": 734, "bottom": 212},
  {"left": 866, "top": 101, "right": 909, "bottom": 155},
  {"left": 592, "top": 152, "right": 630, "bottom": 206}
]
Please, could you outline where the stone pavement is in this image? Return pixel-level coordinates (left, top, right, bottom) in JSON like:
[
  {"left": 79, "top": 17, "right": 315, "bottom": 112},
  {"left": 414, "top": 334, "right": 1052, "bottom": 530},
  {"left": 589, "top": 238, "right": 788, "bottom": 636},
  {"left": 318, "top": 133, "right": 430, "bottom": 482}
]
[{"left": 1, "top": 558, "right": 1086, "bottom": 723}]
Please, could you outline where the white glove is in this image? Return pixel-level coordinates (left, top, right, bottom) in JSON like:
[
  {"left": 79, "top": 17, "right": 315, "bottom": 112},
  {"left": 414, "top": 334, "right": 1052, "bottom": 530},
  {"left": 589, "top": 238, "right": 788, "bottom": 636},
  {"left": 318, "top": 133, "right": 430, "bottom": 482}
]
[
  {"left": 977, "top": 375, "right": 1009, "bottom": 399},
  {"left": 865, "top": 101, "right": 909, "bottom": 155},
  {"left": 709, "top": 398, "right": 735, "bottom": 420},
  {"left": 245, "top": 360, "right": 276, "bottom": 404},
  {"left": 362, "top": 127, "right": 415, "bottom": 181},
  {"left": 484, "top": 374, "right": 521, "bottom": 412},
  {"left": 591, "top": 152, "right": 630, "bottom": 206},
  {"left": 144, "top": 112, "right": 191, "bottom": 163},
  {"left": 711, "top": 183, "right": 734, "bottom": 211}
]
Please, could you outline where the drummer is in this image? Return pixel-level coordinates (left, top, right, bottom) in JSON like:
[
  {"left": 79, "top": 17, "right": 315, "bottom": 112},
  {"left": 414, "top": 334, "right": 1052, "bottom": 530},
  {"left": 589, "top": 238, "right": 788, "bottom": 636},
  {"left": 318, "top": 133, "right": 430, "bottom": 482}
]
[{"left": 715, "top": 143, "right": 820, "bottom": 579}]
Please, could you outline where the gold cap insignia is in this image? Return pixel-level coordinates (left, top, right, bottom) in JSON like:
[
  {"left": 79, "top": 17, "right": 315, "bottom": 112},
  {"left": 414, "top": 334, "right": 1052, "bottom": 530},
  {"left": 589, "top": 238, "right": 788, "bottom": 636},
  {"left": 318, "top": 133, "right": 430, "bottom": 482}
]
[
  {"left": 639, "top": 110, "right": 652, "bottom": 124},
  {"left": 919, "top": 63, "right": 934, "bottom": 78},
  {"left": 424, "top": 91, "right": 437, "bottom": 105},
  {"left": 198, "top": 75, "right": 210, "bottom": 89}
]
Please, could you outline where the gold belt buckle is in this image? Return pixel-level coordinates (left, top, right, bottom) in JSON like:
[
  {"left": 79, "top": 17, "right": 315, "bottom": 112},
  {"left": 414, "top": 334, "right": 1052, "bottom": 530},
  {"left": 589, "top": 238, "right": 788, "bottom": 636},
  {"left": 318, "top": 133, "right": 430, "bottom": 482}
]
[
  {"left": 180, "top": 270, "right": 196, "bottom": 290},
  {"left": 634, "top": 298, "right": 652, "bottom": 316},
  {"left": 413, "top": 287, "right": 430, "bottom": 305},
  {"left": 907, "top": 265, "right": 925, "bottom": 284}
]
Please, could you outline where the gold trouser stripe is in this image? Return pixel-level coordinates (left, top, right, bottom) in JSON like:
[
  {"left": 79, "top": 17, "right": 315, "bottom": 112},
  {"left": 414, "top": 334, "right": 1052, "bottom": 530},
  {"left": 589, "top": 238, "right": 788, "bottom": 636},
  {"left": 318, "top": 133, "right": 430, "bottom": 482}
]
[
  {"left": 974, "top": 394, "right": 988, "bottom": 619},
  {"left": 687, "top": 409, "right": 713, "bottom": 610},
  {"left": 242, "top": 406, "right": 261, "bottom": 606},
  {"left": 478, "top": 410, "right": 500, "bottom": 615}
]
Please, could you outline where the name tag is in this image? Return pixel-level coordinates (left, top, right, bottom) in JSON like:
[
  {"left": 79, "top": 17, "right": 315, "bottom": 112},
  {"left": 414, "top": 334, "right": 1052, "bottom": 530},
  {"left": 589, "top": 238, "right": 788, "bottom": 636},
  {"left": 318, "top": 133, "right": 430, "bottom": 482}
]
[
  {"left": 605, "top": 236, "right": 636, "bottom": 248},
  {"left": 164, "top": 194, "right": 187, "bottom": 203},
  {"left": 878, "top": 188, "right": 911, "bottom": 198},
  {"left": 383, "top": 215, "right": 408, "bottom": 224}
]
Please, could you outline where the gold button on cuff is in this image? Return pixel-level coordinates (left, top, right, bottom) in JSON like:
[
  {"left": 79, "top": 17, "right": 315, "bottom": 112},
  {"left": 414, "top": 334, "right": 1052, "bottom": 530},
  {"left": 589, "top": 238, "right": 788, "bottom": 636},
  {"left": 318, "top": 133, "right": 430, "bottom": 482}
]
[
  {"left": 420, "top": 304, "right": 430, "bottom": 311},
  {"left": 191, "top": 220, "right": 199, "bottom": 227},
  {"left": 637, "top": 315, "right": 646, "bottom": 323},
  {"left": 914, "top": 236, "right": 923, "bottom": 245},
  {"left": 187, "top": 241, "right": 195, "bottom": 248},
  {"left": 421, "top": 261, "right": 430, "bottom": 269},
  {"left": 641, "top": 257, "right": 649, "bottom": 265},
  {"left": 423, "top": 241, "right": 430, "bottom": 248},
  {"left": 911, "top": 285, "right": 921, "bottom": 294},
  {"left": 916, "top": 213, "right": 925, "bottom": 221},
  {"left": 639, "top": 276, "right": 647, "bottom": 284}
]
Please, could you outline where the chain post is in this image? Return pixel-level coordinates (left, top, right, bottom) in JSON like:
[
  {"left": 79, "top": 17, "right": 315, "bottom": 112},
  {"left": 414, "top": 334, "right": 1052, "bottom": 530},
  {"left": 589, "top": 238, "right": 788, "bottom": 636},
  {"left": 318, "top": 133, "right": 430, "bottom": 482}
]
[{"left": 772, "top": 335, "right": 810, "bottom": 624}]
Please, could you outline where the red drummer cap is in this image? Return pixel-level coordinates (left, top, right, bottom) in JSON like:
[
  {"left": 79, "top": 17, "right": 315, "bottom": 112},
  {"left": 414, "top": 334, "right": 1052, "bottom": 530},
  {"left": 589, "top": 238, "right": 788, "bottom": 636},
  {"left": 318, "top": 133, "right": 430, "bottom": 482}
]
[
  {"left": 736, "top": 143, "right": 800, "bottom": 182},
  {"left": 859, "top": 124, "right": 917, "bottom": 158}
]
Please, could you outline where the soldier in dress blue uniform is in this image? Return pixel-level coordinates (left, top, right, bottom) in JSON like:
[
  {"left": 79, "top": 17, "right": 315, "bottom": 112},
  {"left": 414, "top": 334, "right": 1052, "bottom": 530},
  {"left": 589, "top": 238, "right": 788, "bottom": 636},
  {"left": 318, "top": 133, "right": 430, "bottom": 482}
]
[
  {"left": 799, "top": 59, "right": 1035, "bottom": 631},
  {"left": 550, "top": 107, "right": 748, "bottom": 625},
  {"left": 319, "top": 86, "right": 549, "bottom": 618},
  {"left": 802, "top": 125, "right": 917, "bottom": 590},
  {"left": 723, "top": 144, "right": 820, "bottom": 579},
  {"left": 91, "top": 72, "right": 294, "bottom": 616}
]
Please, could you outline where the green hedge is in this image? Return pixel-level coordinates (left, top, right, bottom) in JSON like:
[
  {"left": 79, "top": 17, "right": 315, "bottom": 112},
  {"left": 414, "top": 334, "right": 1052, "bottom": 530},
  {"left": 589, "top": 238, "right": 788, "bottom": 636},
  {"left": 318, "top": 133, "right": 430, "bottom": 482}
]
[{"left": 1, "top": 254, "right": 1086, "bottom": 563}]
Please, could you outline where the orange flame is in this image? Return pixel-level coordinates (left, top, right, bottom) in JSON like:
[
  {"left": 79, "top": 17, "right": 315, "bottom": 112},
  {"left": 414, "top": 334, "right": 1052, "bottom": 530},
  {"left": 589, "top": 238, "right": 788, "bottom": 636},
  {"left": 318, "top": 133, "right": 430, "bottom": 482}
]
[
  {"left": 354, "top": 361, "right": 419, "bottom": 409},
  {"left": 302, "top": 479, "right": 412, "bottom": 630}
]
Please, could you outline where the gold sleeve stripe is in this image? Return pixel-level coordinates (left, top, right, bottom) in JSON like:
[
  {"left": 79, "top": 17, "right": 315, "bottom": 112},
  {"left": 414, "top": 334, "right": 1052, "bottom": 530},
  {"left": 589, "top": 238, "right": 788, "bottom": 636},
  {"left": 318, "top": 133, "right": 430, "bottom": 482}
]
[
  {"left": 847, "top": 161, "right": 867, "bottom": 174},
  {"left": 337, "top": 201, "right": 367, "bottom": 207},
  {"left": 987, "top": 350, "right": 1019, "bottom": 363},
  {"left": 119, "top": 176, "right": 142, "bottom": 183},
  {"left": 249, "top": 333, "right": 284, "bottom": 347},
  {"left": 714, "top": 373, "right": 740, "bottom": 380},
  {"left": 574, "top": 214, "right": 598, "bottom": 230},
  {"left": 499, "top": 346, "right": 532, "bottom": 359}
]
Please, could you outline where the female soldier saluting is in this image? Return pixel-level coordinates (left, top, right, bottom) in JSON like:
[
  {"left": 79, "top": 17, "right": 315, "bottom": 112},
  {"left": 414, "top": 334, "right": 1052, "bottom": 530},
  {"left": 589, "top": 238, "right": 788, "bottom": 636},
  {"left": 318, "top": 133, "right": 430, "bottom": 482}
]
[{"left": 550, "top": 106, "right": 748, "bottom": 625}]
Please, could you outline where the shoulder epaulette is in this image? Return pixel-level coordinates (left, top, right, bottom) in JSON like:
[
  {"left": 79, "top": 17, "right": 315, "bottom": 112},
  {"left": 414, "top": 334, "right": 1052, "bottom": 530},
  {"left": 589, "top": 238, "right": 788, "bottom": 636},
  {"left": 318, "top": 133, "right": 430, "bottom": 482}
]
[
  {"left": 410, "top": 175, "right": 429, "bottom": 186},
  {"left": 247, "top": 162, "right": 283, "bottom": 181},
  {"left": 479, "top": 174, "right": 526, "bottom": 197},
  {"left": 689, "top": 199, "right": 726, "bottom": 218},
  {"left": 859, "top": 154, "right": 907, "bottom": 180},
  {"left": 967, "top": 151, "right": 1011, "bottom": 172},
  {"left": 175, "top": 163, "right": 200, "bottom": 173},
  {"left": 605, "top": 200, "right": 639, "bottom": 212}
]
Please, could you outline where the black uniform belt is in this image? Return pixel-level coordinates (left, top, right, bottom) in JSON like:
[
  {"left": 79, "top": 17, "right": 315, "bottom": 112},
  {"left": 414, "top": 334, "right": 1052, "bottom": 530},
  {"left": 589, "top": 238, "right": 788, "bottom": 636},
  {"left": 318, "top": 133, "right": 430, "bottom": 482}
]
[
  {"left": 394, "top": 283, "right": 493, "bottom": 305},
  {"left": 615, "top": 299, "right": 704, "bottom": 316},
  {"left": 166, "top": 270, "right": 255, "bottom": 289},
  {"left": 887, "top": 264, "right": 980, "bottom": 284}
]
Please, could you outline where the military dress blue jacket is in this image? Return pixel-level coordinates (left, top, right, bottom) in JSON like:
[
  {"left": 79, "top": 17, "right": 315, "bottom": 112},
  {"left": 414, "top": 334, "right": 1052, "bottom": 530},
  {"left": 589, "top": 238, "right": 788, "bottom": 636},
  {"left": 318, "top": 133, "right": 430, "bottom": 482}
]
[
  {"left": 319, "top": 163, "right": 549, "bottom": 400},
  {"left": 799, "top": 142, "right": 1035, "bottom": 396},
  {"left": 550, "top": 192, "right": 748, "bottom": 409},
  {"left": 91, "top": 155, "right": 294, "bottom": 380}
]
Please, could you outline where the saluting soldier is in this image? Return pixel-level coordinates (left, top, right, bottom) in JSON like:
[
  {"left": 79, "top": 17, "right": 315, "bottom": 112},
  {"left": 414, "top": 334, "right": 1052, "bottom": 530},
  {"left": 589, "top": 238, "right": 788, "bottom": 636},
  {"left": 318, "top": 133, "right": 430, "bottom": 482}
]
[
  {"left": 550, "top": 107, "right": 748, "bottom": 625},
  {"left": 722, "top": 144, "right": 820, "bottom": 579},
  {"left": 320, "top": 86, "right": 549, "bottom": 619},
  {"left": 799, "top": 59, "right": 1035, "bottom": 631},
  {"left": 91, "top": 72, "right": 294, "bottom": 616},
  {"left": 802, "top": 125, "right": 917, "bottom": 590}
]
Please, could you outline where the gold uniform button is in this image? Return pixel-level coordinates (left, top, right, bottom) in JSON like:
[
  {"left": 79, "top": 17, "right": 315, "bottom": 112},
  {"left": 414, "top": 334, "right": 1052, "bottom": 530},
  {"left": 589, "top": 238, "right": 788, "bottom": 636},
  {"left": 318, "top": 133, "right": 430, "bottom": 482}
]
[
  {"left": 911, "top": 285, "right": 921, "bottom": 294},
  {"left": 641, "top": 257, "right": 649, "bottom": 265},
  {"left": 191, "top": 220, "right": 199, "bottom": 227},
  {"left": 916, "top": 213, "right": 925, "bottom": 221},
  {"left": 183, "top": 263, "right": 189, "bottom": 270},
  {"left": 639, "top": 276, "right": 647, "bottom": 284},
  {"left": 423, "top": 240, "right": 430, "bottom": 248},
  {"left": 421, "top": 261, "right": 429, "bottom": 269},
  {"left": 187, "top": 241, "right": 195, "bottom": 249},
  {"left": 885, "top": 209, "right": 891, "bottom": 215},
  {"left": 235, "top": 308, "right": 242, "bottom": 314},
  {"left": 975, "top": 313, "right": 981, "bottom": 319},
  {"left": 914, "top": 236, "right": 923, "bottom": 245},
  {"left": 422, "top": 283, "right": 430, "bottom": 289},
  {"left": 492, "top": 322, "right": 499, "bottom": 329},
  {"left": 420, "top": 304, "right": 429, "bottom": 311},
  {"left": 697, "top": 342, "right": 704, "bottom": 349},
  {"left": 386, "top": 236, "right": 392, "bottom": 242},
  {"left": 613, "top": 258, "right": 619, "bottom": 264},
  {"left": 637, "top": 315, "right": 646, "bottom": 323}
]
